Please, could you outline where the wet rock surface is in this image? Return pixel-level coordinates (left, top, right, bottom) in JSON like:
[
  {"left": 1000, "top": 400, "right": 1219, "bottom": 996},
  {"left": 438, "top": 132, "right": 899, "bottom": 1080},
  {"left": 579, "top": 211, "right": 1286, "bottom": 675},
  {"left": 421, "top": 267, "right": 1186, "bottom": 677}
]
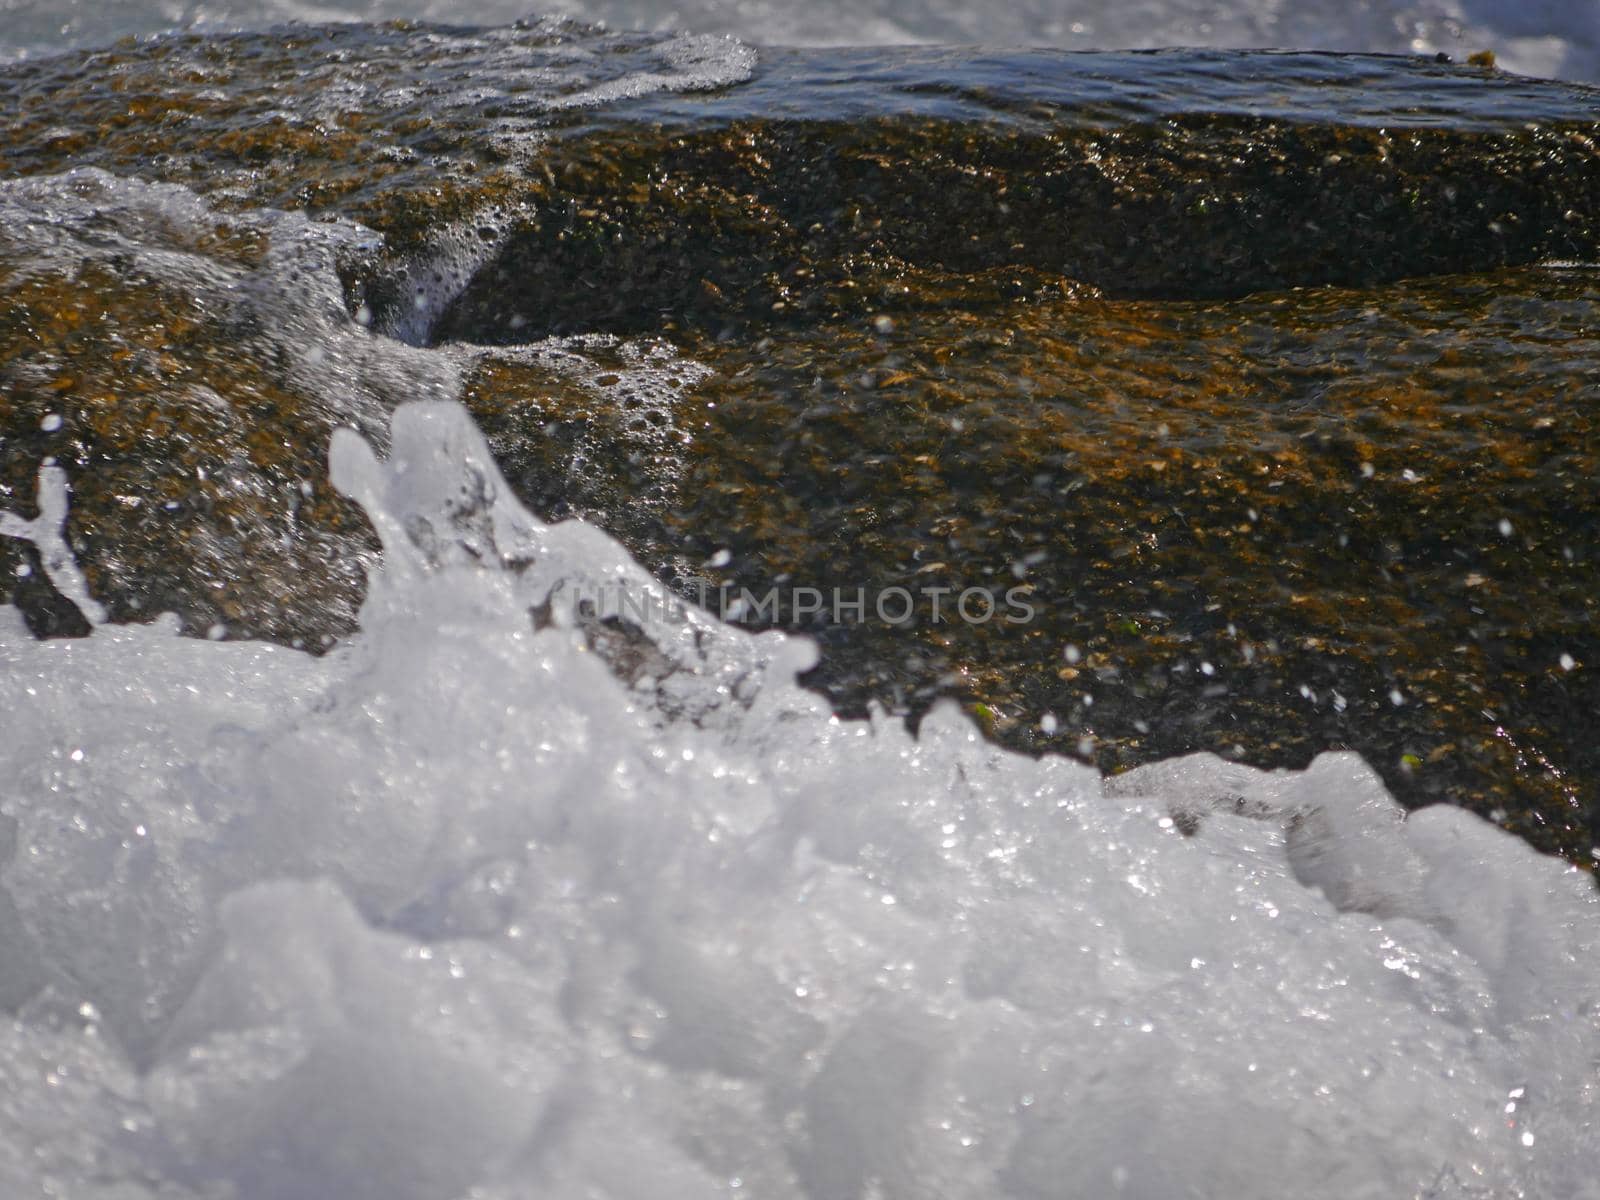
[
  {"left": 637, "top": 268, "right": 1600, "bottom": 862},
  {"left": 0, "top": 262, "right": 377, "bottom": 645},
  {"left": 439, "top": 115, "right": 1600, "bottom": 338},
  {"left": 2, "top": 22, "right": 1599, "bottom": 862}
]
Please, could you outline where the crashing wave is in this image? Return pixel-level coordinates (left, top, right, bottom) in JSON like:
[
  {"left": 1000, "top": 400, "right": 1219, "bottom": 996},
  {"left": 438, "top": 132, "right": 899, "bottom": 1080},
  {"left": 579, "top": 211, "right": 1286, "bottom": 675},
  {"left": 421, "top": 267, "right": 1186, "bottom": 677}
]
[{"left": 1, "top": 400, "right": 1595, "bottom": 1199}]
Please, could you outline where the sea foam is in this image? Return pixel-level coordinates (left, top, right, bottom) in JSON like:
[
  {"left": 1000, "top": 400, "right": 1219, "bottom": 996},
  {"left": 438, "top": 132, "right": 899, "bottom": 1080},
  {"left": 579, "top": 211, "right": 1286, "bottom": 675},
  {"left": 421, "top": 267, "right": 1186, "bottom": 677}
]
[{"left": 1, "top": 399, "right": 1596, "bottom": 1199}]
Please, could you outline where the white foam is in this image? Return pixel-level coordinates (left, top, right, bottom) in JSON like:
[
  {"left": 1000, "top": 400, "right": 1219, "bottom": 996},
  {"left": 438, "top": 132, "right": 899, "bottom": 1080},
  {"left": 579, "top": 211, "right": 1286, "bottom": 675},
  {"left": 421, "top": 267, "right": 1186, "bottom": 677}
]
[
  {"left": 472, "top": 335, "right": 712, "bottom": 534},
  {"left": 376, "top": 213, "right": 518, "bottom": 349},
  {"left": 0, "top": 168, "right": 460, "bottom": 436},
  {"left": 1, "top": 400, "right": 1595, "bottom": 1199}
]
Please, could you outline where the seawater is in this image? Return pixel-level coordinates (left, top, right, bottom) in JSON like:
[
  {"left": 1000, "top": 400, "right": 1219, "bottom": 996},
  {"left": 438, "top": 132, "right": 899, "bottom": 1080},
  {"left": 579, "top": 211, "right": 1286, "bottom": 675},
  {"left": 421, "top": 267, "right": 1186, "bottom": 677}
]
[
  {"left": 1, "top": 7, "right": 1598, "bottom": 1200},
  {"left": 2, "top": 0, "right": 1599, "bottom": 82}
]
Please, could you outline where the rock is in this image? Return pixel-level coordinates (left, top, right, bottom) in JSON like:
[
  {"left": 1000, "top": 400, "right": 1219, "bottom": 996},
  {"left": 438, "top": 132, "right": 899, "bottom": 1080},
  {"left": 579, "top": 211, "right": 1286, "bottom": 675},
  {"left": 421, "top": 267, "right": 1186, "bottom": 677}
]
[{"left": 2, "top": 22, "right": 1598, "bottom": 861}]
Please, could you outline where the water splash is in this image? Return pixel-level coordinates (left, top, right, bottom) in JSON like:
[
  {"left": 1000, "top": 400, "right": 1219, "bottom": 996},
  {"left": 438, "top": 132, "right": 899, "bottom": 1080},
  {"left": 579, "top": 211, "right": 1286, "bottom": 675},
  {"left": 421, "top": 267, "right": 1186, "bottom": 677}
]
[
  {"left": 0, "top": 400, "right": 1596, "bottom": 1199},
  {"left": 0, "top": 464, "right": 106, "bottom": 626}
]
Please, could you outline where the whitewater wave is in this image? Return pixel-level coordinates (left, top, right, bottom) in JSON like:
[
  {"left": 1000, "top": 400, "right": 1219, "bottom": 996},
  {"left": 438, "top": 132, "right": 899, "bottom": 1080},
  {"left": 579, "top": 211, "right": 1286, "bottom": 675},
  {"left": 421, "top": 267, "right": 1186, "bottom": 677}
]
[{"left": 1, "top": 397, "right": 1596, "bottom": 1199}]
